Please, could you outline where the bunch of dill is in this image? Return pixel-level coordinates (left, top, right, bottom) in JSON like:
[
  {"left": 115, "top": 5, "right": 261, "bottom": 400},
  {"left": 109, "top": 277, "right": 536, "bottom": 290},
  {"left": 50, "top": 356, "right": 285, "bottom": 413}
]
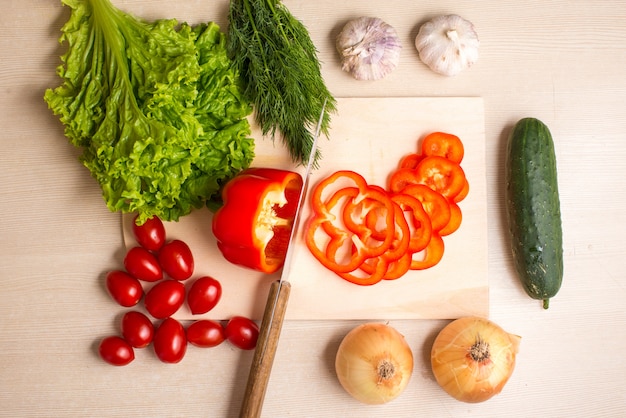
[{"left": 227, "top": 0, "right": 337, "bottom": 166}]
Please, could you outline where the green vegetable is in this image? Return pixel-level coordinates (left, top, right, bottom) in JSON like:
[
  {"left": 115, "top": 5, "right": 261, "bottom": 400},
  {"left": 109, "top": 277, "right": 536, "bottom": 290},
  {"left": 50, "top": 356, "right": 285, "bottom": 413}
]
[
  {"left": 505, "top": 117, "right": 563, "bottom": 309},
  {"left": 44, "top": 0, "right": 254, "bottom": 224},
  {"left": 227, "top": 0, "right": 336, "bottom": 166}
]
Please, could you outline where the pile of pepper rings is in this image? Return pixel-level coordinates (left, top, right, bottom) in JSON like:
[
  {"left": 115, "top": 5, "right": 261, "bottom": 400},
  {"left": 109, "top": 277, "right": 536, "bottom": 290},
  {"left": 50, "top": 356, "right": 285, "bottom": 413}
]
[{"left": 305, "top": 132, "right": 469, "bottom": 285}]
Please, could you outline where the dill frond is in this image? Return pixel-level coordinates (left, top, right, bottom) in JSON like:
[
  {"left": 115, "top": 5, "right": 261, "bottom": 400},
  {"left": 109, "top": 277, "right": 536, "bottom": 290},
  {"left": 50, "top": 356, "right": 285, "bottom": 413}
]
[{"left": 227, "top": 0, "right": 337, "bottom": 166}]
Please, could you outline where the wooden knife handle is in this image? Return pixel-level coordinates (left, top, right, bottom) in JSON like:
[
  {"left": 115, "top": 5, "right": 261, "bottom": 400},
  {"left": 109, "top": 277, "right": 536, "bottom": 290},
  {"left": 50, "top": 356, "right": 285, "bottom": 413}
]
[{"left": 239, "top": 280, "right": 291, "bottom": 418}]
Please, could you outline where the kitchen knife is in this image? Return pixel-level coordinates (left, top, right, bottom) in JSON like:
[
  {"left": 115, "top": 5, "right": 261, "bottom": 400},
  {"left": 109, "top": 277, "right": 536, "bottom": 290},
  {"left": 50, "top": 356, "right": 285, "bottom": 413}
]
[{"left": 239, "top": 100, "right": 327, "bottom": 418}]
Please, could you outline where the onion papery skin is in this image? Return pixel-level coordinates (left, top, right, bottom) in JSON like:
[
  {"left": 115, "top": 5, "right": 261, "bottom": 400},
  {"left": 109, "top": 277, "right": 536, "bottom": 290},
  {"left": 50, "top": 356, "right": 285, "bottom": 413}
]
[
  {"left": 335, "top": 323, "right": 414, "bottom": 405},
  {"left": 431, "top": 316, "right": 521, "bottom": 403}
]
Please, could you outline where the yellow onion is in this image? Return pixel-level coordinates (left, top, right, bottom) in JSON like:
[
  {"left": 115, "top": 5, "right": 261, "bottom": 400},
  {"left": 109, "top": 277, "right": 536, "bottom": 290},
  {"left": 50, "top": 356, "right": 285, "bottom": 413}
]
[
  {"left": 335, "top": 322, "right": 413, "bottom": 404},
  {"left": 431, "top": 316, "right": 521, "bottom": 403}
]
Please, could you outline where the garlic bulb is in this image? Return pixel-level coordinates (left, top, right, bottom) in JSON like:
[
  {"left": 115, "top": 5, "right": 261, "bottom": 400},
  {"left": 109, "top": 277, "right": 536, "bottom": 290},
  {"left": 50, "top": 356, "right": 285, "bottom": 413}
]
[
  {"left": 336, "top": 17, "right": 402, "bottom": 81},
  {"left": 415, "top": 15, "right": 479, "bottom": 76}
]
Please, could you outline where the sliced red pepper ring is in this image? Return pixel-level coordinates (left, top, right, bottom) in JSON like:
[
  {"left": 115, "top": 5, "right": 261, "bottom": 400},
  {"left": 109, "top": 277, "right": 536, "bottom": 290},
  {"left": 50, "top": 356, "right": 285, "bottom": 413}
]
[
  {"left": 306, "top": 182, "right": 395, "bottom": 275},
  {"left": 400, "top": 184, "right": 451, "bottom": 232},
  {"left": 361, "top": 252, "right": 412, "bottom": 281},
  {"left": 315, "top": 186, "right": 360, "bottom": 240},
  {"left": 319, "top": 229, "right": 395, "bottom": 285},
  {"left": 341, "top": 188, "right": 399, "bottom": 258},
  {"left": 365, "top": 206, "right": 386, "bottom": 240},
  {"left": 382, "top": 252, "right": 412, "bottom": 280},
  {"left": 414, "top": 156, "right": 467, "bottom": 200},
  {"left": 356, "top": 200, "right": 412, "bottom": 280},
  {"left": 306, "top": 217, "right": 369, "bottom": 274},
  {"left": 342, "top": 185, "right": 411, "bottom": 274},
  {"left": 306, "top": 172, "right": 406, "bottom": 284},
  {"left": 310, "top": 170, "right": 369, "bottom": 213},
  {"left": 388, "top": 167, "right": 420, "bottom": 193},
  {"left": 336, "top": 254, "right": 390, "bottom": 286},
  {"left": 439, "top": 202, "right": 462, "bottom": 236},
  {"left": 398, "top": 152, "right": 424, "bottom": 170},
  {"left": 410, "top": 233, "right": 445, "bottom": 270},
  {"left": 311, "top": 172, "right": 397, "bottom": 257},
  {"left": 390, "top": 193, "right": 432, "bottom": 253},
  {"left": 212, "top": 168, "right": 303, "bottom": 274},
  {"left": 454, "top": 177, "right": 470, "bottom": 203},
  {"left": 305, "top": 188, "right": 368, "bottom": 274},
  {"left": 421, "top": 132, "right": 464, "bottom": 163}
]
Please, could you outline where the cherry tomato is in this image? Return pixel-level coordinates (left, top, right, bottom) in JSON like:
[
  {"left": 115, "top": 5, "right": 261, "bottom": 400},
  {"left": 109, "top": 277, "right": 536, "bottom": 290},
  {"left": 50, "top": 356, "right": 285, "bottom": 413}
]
[
  {"left": 225, "top": 316, "right": 259, "bottom": 350},
  {"left": 158, "top": 240, "right": 194, "bottom": 281},
  {"left": 186, "top": 320, "right": 225, "bottom": 348},
  {"left": 132, "top": 215, "right": 166, "bottom": 252},
  {"left": 144, "top": 280, "right": 185, "bottom": 319},
  {"left": 99, "top": 336, "right": 135, "bottom": 366},
  {"left": 124, "top": 247, "right": 162, "bottom": 282},
  {"left": 105, "top": 270, "right": 143, "bottom": 307},
  {"left": 187, "top": 276, "right": 222, "bottom": 315},
  {"left": 121, "top": 311, "right": 154, "bottom": 348},
  {"left": 153, "top": 318, "right": 187, "bottom": 363}
]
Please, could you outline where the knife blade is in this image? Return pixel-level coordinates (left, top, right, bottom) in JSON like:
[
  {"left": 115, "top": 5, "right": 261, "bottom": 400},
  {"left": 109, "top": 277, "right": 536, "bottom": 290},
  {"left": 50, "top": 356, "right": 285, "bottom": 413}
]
[{"left": 239, "top": 100, "right": 327, "bottom": 418}]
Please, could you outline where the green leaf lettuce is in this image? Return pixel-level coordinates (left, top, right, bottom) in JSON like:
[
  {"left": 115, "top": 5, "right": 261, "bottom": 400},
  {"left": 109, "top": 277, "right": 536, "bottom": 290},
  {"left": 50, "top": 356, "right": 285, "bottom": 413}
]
[{"left": 45, "top": 0, "right": 254, "bottom": 223}]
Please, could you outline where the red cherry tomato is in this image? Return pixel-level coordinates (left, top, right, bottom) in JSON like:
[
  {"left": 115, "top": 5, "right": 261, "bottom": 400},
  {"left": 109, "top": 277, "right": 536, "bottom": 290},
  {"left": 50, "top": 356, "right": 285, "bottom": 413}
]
[
  {"left": 153, "top": 318, "right": 187, "bottom": 363},
  {"left": 187, "top": 276, "right": 222, "bottom": 315},
  {"left": 144, "top": 280, "right": 185, "bottom": 319},
  {"left": 186, "top": 320, "right": 226, "bottom": 348},
  {"left": 225, "top": 316, "right": 259, "bottom": 350},
  {"left": 99, "top": 336, "right": 135, "bottom": 366},
  {"left": 132, "top": 215, "right": 166, "bottom": 252},
  {"left": 105, "top": 270, "right": 143, "bottom": 307},
  {"left": 121, "top": 311, "right": 154, "bottom": 348},
  {"left": 124, "top": 247, "right": 162, "bottom": 282},
  {"left": 158, "top": 240, "right": 194, "bottom": 281}
]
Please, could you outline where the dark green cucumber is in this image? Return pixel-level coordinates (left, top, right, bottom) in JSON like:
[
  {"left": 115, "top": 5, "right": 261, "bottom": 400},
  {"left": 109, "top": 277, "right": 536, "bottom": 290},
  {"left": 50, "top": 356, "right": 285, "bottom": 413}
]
[{"left": 505, "top": 117, "right": 563, "bottom": 309}]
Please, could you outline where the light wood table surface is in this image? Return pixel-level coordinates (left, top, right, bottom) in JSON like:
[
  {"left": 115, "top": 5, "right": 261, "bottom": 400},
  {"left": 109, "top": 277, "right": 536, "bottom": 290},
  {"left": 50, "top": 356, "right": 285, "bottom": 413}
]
[{"left": 1, "top": 1, "right": 625, "bottom": 417}]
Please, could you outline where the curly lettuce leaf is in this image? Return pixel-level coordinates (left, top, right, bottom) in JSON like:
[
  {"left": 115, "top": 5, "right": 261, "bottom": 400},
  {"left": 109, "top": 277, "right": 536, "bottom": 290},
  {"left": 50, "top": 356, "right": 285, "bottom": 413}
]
[{"left": 44, "top": 0, "right": 254, "bottom": 223}]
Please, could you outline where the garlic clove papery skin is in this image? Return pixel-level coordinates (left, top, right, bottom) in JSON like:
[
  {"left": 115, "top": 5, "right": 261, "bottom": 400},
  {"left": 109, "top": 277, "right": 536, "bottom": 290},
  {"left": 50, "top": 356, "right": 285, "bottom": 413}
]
[
  {"left": 336, "top": 17, "right": 402, "bottom": 81},
  {"left": 415, "top": 14, "right": 480, "bottom": 76}
]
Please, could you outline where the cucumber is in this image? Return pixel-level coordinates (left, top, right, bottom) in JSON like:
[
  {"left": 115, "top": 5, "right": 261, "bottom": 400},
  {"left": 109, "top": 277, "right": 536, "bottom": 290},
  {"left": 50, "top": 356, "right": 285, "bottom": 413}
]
[{"left": 505, "top": 117, "right": 563, "bottom": 309}]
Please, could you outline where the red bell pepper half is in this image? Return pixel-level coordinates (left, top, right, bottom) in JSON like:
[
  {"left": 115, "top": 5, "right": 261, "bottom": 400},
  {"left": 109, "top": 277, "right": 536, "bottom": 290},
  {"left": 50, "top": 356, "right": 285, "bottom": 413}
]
[{"left": 212, "top": 168, "right": 303, "bottom": 274}]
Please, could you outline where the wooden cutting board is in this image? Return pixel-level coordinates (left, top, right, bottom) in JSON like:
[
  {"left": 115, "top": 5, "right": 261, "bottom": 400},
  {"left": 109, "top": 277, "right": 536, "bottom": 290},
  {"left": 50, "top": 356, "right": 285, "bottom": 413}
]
[{"left": 122, "top": 97, "right": 488, "bottom": 320}]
